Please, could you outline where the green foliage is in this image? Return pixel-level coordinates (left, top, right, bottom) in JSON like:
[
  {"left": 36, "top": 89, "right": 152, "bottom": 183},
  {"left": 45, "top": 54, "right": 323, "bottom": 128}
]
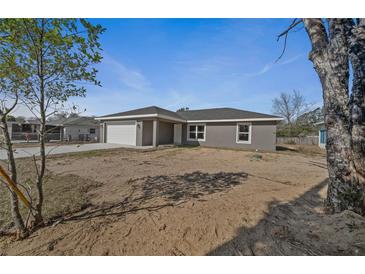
[
  {"left": 1, "top": 19, "right": 105, "bottom": 224},
  {"left": 6, "top": 115, "right": 16, "bottom": 121},
  {"left": 0, "top": 19, "right": 105, "bottom": 112},
  {"left": 276, "top": 122, "right": 318, "bottom": 137}
]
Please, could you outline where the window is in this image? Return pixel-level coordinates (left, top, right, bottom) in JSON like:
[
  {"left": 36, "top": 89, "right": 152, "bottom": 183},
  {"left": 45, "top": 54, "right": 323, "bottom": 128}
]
[
  {"left": 90, "top": 128, "right": 96, "bottom": 134},
  {"left": 187, "top": 124, "right": 205, "bottom": 141},
  {"left": 236, "top": 123, "right": 251, "bottom": 144},
  {"left": 320, "top": 129, "right": 327, "bottom": 144}
]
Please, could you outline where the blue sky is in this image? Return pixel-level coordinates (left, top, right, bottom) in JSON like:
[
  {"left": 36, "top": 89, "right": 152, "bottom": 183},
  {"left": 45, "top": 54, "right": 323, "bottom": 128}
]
[{"left": 16, "top": 19, "right": 323, "bottom": 117}]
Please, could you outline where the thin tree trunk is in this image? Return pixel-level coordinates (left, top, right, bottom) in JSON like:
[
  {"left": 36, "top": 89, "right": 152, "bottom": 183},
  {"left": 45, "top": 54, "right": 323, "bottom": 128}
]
[
  {"left": 33, "top": 23, "right": 46, "bottom": 225},
  {"left": 304, "top": 19, "right": 365, "bottom": 214},
  {"left": 33, "top": 80, "right": 46, "bottom": 226},
  {"left": 34, "top": 109, "right": 46, "bottom": 225},
  {"left": 0, "top": 117, "right": 26, "bottom": 236}
]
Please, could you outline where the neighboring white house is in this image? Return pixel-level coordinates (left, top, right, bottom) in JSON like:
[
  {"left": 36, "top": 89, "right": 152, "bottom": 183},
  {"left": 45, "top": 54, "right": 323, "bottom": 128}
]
[{"left": 52, "top": 116, "right": 100, "bottom": 142}]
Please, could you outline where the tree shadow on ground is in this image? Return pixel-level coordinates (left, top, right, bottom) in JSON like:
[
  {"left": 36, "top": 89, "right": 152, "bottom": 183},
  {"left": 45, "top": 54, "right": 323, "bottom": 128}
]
[
  {"left": 52, "top": 171, "right": 248, "bottom": 224},
  {"left": 207, "top": 179, "right": 365, "bottom": 256},
  {"left": 140, "top": 171, "right": 248, "bottom": 202}
]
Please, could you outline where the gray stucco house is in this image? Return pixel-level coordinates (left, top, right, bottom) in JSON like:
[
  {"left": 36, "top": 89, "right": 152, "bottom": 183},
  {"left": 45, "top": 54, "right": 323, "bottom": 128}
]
[{"left": 96, "top": 106, "right": 283, "bottom": 151}]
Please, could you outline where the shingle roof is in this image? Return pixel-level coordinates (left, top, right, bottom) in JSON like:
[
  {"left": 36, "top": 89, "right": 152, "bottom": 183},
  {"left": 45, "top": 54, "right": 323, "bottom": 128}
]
[
  {"left": 176, "top": 107, "right": 281, "bottom": 120},
  {"left": 99, "top": 106, "right": 184, "bottom": 120},
  {"left": 99, "top": 106, "right": 281, "bottom": 121},
  {"left": 51, "top": 116, "right": 99, "bottom": 126}
]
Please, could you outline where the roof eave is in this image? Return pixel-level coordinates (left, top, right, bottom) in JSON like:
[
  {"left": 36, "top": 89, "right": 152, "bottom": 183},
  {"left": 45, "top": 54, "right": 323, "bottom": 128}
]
[
  {"left": 186, "top": 117, "right": 284, "bottom": 123},
  {"left": 96, "top": 113, "right": 186, "bottom": 123}
]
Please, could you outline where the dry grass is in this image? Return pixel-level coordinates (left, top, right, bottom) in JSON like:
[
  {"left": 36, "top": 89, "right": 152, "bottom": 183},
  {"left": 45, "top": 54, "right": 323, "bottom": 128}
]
[{"left": 276, "top": 144, "right": 326, "bottom": 156}]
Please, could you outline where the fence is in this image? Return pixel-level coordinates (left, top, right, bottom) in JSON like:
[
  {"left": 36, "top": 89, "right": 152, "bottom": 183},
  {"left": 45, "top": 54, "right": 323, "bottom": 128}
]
[
  {"left": 11, "top": 132, "right": 61, "bottom": 142},
  {"left": 276, "top": 136, "right": 319, "bottom": 145}
]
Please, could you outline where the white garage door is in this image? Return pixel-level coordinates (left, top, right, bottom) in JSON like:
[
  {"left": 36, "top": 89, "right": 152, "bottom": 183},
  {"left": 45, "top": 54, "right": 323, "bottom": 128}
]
[{"left": 106, "top": 122, "right": 136, "bottom": 146}]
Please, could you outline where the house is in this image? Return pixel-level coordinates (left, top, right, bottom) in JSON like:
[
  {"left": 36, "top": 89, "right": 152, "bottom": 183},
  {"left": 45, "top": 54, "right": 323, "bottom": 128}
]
[
  {"left": 96, "top": 106, "right": 283, "bottom": 151},
  {"left": 1, "top": 117, "right": 100, "bottom": 143},
  {"left": 0, "top": 119, "right": 62, "bottom": 143},
  {"left": 315, "top": 121, "right": 327, "bottom": 149},
  {"left": 49, "top": 116, "right": 100, "bottom": 142}
]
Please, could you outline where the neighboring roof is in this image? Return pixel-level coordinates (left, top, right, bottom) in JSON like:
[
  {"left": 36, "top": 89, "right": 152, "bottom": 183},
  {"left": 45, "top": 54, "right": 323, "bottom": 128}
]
[
  {"left": 97, "top": 106, "right": 282, "bottom": 122},
  {"left": 51, "top": 116, "right": 99, "bottom": 127},
  {"left": 177, "top": 107, "right": 281, "bottom": 121},
  {"left": 8, "top": 119, "right": 42, "bottom": 125},
  {"left": 97, "top": 106, "right": 186, "bottom": 122}
]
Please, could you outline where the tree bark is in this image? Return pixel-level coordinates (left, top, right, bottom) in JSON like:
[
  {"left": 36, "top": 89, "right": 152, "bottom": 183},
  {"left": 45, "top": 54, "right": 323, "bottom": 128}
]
[
  {"left": 349, "top": 19, "right": 365, "bottom": 196},
  {"left": 303, "top": 19, "right": 365, "bottom": 214},
  {"left": 33, "top": 76, "right": 46, "bottom": 226},
  {"left": 0, "top": 116, "right": 26, "bottom": 236},
  {"left": 33, "top": 21, "right": 46, "bottom": 226}
]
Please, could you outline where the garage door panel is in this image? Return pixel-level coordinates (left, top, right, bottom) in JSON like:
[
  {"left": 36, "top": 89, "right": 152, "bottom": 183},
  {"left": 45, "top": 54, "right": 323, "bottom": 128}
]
[{"left": 106, "top": 123, "right": 136, "bottom": 145}]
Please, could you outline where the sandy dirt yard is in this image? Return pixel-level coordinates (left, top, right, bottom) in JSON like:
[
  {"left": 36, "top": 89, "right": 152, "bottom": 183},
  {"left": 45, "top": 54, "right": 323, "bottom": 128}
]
[{"left": 0, "top": 146, "right": 364, "bottom": 255}]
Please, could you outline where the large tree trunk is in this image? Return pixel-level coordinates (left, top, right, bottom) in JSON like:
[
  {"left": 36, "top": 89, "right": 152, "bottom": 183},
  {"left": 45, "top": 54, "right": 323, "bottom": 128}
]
[
  {"left": 0, "top": 117, "right": 26, "bottom": 236},
  {"left": 303, "top": 19, "right": 365, "bottom": 214},
  {"left": 349, "top": 19, "right": 365, "bottom": 208}
]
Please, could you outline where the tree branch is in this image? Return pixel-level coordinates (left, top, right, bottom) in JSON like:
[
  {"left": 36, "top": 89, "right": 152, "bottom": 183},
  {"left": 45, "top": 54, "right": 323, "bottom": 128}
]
[{"left": 276, "top": 19, "right": 303, "bottom": 62}]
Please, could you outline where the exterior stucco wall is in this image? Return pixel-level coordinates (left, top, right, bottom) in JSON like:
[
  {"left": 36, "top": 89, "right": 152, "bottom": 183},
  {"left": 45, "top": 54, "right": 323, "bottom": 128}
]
[
  {"left": 158, "top": 121, "right": 174, "bottom": 145},
  {"left": 182, "top": 121, "right": 277, "bottom": 151},
  {"left": 63, "top": 125, "right": 100, "bottom": 142},
  {"left": 142, "top": 120, "right": 153, "bottom": 146}
]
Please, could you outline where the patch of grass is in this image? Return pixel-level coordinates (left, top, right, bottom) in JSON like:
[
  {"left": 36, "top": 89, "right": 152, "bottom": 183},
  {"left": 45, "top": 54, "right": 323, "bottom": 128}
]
[
  {"left": 277, "top": 145, "right": 325, "bottom": 156},
  {"left": 0, "top": 159, "right": 101, "bottom": 230}
]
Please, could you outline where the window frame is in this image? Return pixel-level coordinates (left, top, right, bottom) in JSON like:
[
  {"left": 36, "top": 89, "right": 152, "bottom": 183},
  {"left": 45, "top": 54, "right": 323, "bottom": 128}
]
[
  {"left": 89, "top": 128, "right": 96, "bottom": 134},
  {"left": 187, "top": 123, "right": 206, "bottom": 142},
  {"left": 236, "top": 122, "right": 252, "bottom": 144}
]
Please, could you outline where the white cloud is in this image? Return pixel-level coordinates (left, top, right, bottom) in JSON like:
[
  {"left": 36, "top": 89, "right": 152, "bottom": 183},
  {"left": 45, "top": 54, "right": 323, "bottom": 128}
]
[
  {"left": 279, "top": 54, "right": 303, "bottom": 65},
  {"left": 163, "top": 89, "right": 197, "bottom": 110},
  {"left": 103, "top": 54, "right": 150, "bottom": 90},
  {"left": 175, "top": 56, "right": 234, "bottom": 76},
  {"left": 243, "top": 54, "right": 303, "bottom": 78},
  {"left": 244, "top": 63, "right": 273, "bottom": 77}
]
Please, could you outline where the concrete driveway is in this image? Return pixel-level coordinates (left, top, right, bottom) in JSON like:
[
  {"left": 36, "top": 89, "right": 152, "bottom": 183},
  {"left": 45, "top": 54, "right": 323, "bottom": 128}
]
[{"left": 0, "top": 143, "right": 128, "bottom": 160}]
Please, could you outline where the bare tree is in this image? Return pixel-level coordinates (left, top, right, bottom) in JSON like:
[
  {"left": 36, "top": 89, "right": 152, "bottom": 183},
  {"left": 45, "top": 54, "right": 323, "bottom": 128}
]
[
  {"left": 279, "top": 19, "right": 365, "bottom": 214},
  {"left": 272, "top": 90, "right": 307, "bottom": 125}
]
